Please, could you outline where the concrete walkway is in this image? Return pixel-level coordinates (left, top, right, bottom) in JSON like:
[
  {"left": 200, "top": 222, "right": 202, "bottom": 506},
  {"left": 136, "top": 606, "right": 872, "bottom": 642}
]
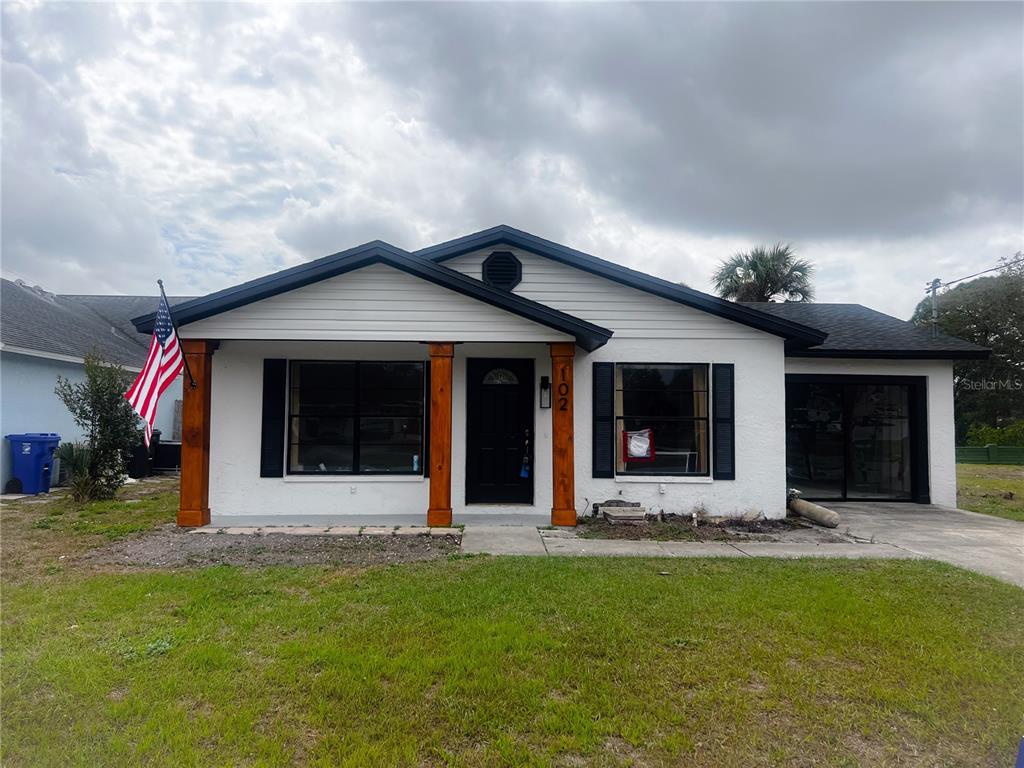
[
  {"left": 461, "top": 505, "right": 1024, "bottom": 588},
  {"left": 832, "top": 502, "right": 1023, "bottom": 586},
  {"left": 462, "top": 525, "right": 547, "bottom": 555},
  {"left": 463, "top": 525, "right": 915, "bottom": 560}
]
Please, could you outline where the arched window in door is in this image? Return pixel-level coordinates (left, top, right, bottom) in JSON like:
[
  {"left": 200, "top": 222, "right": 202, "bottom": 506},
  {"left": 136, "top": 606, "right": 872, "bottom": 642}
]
[{"left": 482, "top": 368, "right": 519, "bottom": 385}]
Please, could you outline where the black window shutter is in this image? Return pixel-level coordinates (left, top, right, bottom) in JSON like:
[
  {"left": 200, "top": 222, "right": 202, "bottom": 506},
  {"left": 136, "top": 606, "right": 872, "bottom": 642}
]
[
  {"left": 712, "top": 363, "right": 735, "bottom": 480},
  {"left": 260, "top": 359, "right": 287, "bottom": 477},
  {"left": 592, "top": 362, "right": 615, "bottom": 478},
  {"left": 422, "top": 362, "right": 431, "bottom": 478}
]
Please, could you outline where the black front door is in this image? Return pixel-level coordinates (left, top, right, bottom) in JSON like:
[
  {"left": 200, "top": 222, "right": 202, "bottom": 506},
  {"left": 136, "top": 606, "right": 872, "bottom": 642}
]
[{"left": 466, "top": 358, "right": 534, "bottom": 504}]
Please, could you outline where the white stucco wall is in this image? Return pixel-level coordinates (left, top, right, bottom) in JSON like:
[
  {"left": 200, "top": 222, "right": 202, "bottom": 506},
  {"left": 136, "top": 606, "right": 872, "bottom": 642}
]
[
  {"left": 206, "top": 335, "right": 789, "bottom": 521},
  {"left": 784, "top": 358, "right": 957, "bottom": 507},
  {"left": 576, "top": 335, "right": 789, "bottom": 519},
  {"left": 1, "top": 351, "right": 180, "bottom": 488},
  {"left": 208, "top": 341, "right": 431, "bottom": 519}
]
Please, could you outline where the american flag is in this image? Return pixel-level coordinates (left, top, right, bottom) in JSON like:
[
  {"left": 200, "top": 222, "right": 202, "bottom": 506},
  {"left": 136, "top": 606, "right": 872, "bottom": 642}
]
[{"left": 125, "top": 290, "right": 184, "bottom": 447}]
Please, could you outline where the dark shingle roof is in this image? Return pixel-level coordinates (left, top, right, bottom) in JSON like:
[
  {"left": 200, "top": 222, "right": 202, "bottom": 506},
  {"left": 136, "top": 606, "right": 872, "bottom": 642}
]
[
  {"left": 0, "top": 278, "right": 194, "bottom": 368},
  {"left": 741, "top": 302, "right": 989, "bottom": 359}
]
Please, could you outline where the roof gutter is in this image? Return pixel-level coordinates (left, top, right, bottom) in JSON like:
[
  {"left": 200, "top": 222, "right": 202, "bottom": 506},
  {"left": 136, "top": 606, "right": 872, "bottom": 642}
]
[{"left": 786, "top": 347, "right": 991, "bottom": 361}]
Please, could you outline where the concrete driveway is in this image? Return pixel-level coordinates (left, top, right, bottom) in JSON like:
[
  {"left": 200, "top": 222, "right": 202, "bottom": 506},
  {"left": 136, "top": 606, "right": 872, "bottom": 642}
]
[{"left": 831, "top": 502, "right": 1024, "bottom": 587}]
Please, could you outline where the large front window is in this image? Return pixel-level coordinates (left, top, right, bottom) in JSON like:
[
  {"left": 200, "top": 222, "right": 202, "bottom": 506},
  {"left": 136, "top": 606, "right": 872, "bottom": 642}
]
[
  {"left": 615, "top": 363, "right": 709, "bottom": 476},
  {"left": 288, "top": 361, "right": 424, "bottom": 475}
]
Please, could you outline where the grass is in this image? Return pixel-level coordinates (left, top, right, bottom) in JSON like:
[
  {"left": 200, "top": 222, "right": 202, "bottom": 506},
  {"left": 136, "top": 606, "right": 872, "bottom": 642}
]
[
  {"left": 2, "top": 482, "right": 1023, "bottom": 766},
  {"left": 1, "top": 478, "right": 179, "bottom": 584},
  {"left": 29, "top": 493, "right": 178, "bottom": 539},
  {"left": 3, "top": 563, "right": 1023, "bottom": 765},
  {"left": 956, "top": 463, "right": 1024, "bottom": 522}
]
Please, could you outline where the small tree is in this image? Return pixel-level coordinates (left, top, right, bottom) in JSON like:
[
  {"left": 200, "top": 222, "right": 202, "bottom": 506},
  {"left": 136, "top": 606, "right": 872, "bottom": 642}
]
[{"left": 55, "top": 352, "right": 141, "bottom": 500}]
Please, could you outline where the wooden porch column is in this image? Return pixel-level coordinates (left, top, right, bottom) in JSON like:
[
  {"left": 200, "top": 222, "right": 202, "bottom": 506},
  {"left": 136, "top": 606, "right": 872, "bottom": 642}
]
[
  {"left": 178, "top": 339, "right": 214, "bottom": 527},
  {"left": 427, "top": 343, "right": 455, "bottom": 526},
  {"left": 550, "top": 342, "right": 577, "bottom": 526}
]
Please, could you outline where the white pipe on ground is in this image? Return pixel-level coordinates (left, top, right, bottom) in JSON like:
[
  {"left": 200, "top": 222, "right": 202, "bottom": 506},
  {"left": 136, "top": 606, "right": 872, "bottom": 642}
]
[{"left": 788, "top": 497, "right": 841, "bottom": 528}]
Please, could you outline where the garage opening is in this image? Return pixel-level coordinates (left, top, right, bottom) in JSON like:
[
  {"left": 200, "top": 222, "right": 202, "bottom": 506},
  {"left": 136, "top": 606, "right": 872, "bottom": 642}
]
[{"left": 785, "top": 375, "right": 929, "bottom": 503}]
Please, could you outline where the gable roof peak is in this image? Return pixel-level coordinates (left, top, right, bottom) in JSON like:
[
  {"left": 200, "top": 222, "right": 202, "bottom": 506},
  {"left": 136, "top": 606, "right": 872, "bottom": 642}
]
[
  {"left": 131, "top": 238, "right": 613, "bottom": 350},
  {"left": 416, "top": 225, "right": 827, "bottom": 346}
]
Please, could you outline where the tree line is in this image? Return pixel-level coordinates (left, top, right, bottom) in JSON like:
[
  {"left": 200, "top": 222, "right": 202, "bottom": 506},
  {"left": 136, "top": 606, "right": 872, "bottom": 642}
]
[{"left": 712, "top": 246, "right": 1023, "bottom": 442}]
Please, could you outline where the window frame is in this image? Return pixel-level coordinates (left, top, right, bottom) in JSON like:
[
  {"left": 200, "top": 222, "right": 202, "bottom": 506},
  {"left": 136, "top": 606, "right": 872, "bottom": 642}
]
[
  {"left": 286, "top": 359, "right": 426, "bottom": 476},
  {"left": 614, "top": 362, "right": 711, "bottom": 478}
]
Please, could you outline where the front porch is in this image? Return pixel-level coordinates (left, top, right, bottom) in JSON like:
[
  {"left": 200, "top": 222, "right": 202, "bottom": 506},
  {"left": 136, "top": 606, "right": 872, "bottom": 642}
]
[{"left": 176, "top": 339, "right": 580, "bottom": 528}]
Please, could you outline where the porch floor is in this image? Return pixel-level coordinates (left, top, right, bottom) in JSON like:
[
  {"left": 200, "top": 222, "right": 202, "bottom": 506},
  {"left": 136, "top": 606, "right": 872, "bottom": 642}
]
[{"left": 209, "top": 513, "right": 550, "bottom": 527}]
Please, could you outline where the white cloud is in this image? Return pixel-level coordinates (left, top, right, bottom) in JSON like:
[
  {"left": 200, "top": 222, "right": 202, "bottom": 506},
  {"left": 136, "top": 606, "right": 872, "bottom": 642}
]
[{"left": 1, "top": 1, "right": 1020, "bottom": 324}]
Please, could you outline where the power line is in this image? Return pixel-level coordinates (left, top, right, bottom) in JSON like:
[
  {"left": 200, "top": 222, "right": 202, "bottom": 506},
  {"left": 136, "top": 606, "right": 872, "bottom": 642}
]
[
  {"left": 924, "top": 250, "right": 1023, "bottom": 338},
  {"left": 925, "top": 251, "right": 1024, "bottom": 291}
]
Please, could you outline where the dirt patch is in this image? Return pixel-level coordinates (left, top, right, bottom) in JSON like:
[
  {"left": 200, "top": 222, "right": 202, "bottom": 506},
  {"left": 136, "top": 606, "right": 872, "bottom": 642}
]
[
  {"left": 576, "top": 514, "right": 847, "bottom": 543},
  {"left": 82, "top": 525, "right": 461, "bottom": 569}
]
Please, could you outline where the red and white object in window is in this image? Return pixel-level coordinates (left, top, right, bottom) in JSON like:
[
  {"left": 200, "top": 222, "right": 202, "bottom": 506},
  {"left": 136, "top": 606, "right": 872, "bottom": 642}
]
[{"left": 623, "top": 428, "right": 656, "bottom": 463}]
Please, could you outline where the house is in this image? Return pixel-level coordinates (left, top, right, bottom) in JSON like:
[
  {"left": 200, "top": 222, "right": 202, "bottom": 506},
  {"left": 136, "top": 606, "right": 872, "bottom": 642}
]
[
  {"left": 131, "top": 226, "right": 988, "bottom": 527},
  {"left": 0, "top": 278, "right": 188, "bottom": 489}
]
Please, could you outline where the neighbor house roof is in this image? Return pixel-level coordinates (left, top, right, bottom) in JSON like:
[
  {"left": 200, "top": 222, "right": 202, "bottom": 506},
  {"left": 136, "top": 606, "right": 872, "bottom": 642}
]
[
  {"left": 417, "top": 225, "right": 830, "bottom": 346},
  {"left": 741, "top": 302, "right": 990, "bottom": 359},
  {"left": 132, "top": 241, "right": 614, "bottom": 351},
  {"left": 0, "top": 278, "right": 193, "bottom": 368}
]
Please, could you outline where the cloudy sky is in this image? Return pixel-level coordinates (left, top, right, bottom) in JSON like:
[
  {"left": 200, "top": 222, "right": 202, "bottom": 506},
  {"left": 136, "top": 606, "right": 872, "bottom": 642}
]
[{"left": 2, "top": 2, "right": 1021, "bottom": 318}]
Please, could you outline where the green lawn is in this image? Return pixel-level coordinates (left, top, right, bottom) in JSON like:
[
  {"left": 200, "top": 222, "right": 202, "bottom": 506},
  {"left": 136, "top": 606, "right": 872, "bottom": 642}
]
[
  {"left": 27, "top": 490, "right": 179, "bottom": 539},
  {"left": 4, "top": 556, "right": 1023, "bottom": 766},
  {"left": 957, "top": 463, "right": 1024, "bottom": 522}
]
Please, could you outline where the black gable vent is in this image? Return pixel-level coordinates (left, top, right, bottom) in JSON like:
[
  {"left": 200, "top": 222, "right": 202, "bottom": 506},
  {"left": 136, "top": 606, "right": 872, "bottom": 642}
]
[{"left": 482, "top": 251, "right": 522, "bottom": 291}]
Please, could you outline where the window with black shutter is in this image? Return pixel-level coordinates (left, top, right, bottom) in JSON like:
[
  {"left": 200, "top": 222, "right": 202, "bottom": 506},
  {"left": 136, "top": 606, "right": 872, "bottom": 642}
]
[
  {"left": 287, "top": 361, "right": 425, "bottom": 475},
  {"left": 614, "top": 363, "right": 710, "bottom": 476}
]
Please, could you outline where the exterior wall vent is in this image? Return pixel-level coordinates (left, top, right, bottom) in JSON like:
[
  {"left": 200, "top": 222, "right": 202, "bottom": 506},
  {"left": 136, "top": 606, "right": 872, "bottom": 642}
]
[{"left": 481, "top": 251, "right": 522, "bottom": 291}]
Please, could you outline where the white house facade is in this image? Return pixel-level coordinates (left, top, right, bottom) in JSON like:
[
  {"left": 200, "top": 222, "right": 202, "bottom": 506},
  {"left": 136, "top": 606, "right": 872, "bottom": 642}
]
[{"left": 131, "top": 226, "right": 987, "bottom": 527}]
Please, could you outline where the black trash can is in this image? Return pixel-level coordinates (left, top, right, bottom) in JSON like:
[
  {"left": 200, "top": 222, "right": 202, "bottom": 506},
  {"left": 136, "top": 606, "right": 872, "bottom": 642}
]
[{"left": 128, "top": 443, "right": 150, "bottom": 479}]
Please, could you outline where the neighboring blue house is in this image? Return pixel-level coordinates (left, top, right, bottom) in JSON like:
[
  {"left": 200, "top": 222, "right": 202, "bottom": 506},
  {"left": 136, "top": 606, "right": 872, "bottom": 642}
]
[{"left": 0, "top": 278, "right": 190, "bottom": 489}]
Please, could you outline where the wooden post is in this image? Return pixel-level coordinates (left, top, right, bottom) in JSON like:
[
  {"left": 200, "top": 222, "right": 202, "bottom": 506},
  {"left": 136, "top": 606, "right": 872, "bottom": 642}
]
[
  {"left": 550, "top": 342, "right": 576, "bottom": 526},
  {"left": 427, "top": 343, "right": 454, "bottom": 526},
  {"left": 178, "top": 340, "right": 214, "bottom": 527}
]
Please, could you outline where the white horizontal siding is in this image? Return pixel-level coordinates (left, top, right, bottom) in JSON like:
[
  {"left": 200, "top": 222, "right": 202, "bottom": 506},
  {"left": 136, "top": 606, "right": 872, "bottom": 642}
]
[
  {"left": 444, "top": 248, "right": 768, "bottom": 340},
  {"left": 180, "top": 263, "right": 572, "bottom": 342}
]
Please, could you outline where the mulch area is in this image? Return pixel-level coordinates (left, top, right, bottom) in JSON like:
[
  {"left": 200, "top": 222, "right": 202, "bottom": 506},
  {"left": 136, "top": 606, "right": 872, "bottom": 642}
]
[
  {"left": 83, "top": 525, "right": 462, "bottom": 569},
  {"left": 576, "top": 514, "right": 848, "bottom": 543}
]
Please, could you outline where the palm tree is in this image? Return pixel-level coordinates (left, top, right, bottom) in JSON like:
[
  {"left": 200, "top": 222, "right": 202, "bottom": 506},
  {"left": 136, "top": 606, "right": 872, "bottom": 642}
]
[{"left": 712, "top": 244, "right": 815, "bottom": 302}]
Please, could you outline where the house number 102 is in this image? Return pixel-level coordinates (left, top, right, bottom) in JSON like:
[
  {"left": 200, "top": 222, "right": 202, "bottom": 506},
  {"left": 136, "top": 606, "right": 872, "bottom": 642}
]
[{"left": 557, "top": 365, "right": 570, "bottom": 411}]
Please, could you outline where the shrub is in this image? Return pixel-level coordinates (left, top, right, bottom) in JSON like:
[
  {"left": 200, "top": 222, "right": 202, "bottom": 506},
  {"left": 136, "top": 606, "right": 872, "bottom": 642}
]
[
  {"left": 55, "top": 353, "right": 141, "bottom": 500},
  {"left": 965, "top": 420, "right": 1024, "bottom": 447},
  {"left": 55, "top": 443, "right": 97, "bottom": 502}
]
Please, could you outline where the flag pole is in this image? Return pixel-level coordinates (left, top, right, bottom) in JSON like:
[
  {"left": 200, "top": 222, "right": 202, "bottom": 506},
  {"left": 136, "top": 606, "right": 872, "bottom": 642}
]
[{"left": 158, "top": 279, "right": 197, "bottom": 390}]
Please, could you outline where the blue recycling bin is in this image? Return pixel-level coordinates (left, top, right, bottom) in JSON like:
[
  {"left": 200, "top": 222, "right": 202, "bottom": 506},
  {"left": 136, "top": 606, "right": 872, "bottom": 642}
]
[{"left": 5, "top": 433, "right": 61, "bottom": 494}]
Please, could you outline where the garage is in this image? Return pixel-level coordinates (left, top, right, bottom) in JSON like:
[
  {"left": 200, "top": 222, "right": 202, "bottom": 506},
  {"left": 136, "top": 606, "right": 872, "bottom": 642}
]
[{"left": 785, "top": 374, "right": 930, "bottom": 502}]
